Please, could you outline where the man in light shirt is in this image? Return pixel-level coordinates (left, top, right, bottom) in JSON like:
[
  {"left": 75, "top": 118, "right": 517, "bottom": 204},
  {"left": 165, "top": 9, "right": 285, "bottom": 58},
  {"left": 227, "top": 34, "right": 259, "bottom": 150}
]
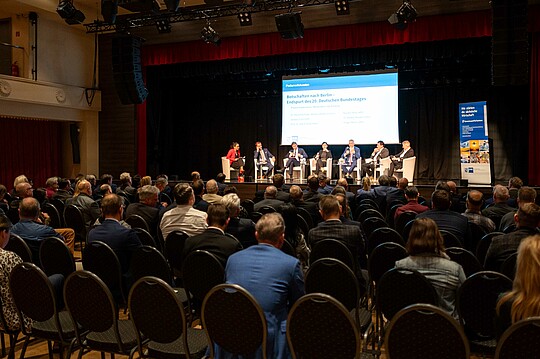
[{"left": 160, "top": 183, "right": 207, "bottom": 240}]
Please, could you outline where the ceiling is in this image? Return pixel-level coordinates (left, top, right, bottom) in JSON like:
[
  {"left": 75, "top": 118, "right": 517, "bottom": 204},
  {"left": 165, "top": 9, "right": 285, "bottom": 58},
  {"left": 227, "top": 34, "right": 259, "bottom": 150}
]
[{"left": 0, "top": 0, "right": 537, "bottom": 45}]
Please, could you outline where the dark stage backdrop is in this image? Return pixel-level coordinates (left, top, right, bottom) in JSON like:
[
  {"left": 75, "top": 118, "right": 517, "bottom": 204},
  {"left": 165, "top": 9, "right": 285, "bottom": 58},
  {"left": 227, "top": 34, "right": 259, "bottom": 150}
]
[{"left": 145, "top": 37, "right": 528, "bottom": 183}]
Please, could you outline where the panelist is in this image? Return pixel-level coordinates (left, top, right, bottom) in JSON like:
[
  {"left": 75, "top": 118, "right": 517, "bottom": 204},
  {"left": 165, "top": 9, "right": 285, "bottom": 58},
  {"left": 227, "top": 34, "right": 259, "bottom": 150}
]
[
  {"left": 226, "top": 142, "right": 245, "bottom": 174},
  {"left": 361, "top": 140, "right": 389, "bottom": 178},
  {"left": 340, "top": 139, "right": 361, "bottom": 177},
  {"left": 285, "top": 142, "right": 308, "bottom": 181},
  {"left": 388, "top": 140, "right": 415, "bottom": 177},
  {"left": 254, "top": 141, "right": 275, "bottom": 178},
  {"left": 313, "top": 142, "right": 333, "bottom": 175}
]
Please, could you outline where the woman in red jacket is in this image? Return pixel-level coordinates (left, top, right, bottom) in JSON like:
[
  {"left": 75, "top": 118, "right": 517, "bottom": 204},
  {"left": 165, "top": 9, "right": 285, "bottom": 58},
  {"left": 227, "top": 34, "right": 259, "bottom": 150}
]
[{"left": 226, "top": 142, "right": 245, "bottom": 174}]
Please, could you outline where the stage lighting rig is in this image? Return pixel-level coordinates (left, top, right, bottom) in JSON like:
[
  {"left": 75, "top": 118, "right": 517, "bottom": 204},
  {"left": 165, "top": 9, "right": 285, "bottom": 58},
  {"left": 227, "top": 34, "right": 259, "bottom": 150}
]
[
  {"left": 201, "top": 21, "right": 221, "bottom": 46},
  {"left": 388, "top": 1, "right": 417, "bottom": 30},
  {"left": 57, "top": 0, "right": 86, "bottom": 25}
]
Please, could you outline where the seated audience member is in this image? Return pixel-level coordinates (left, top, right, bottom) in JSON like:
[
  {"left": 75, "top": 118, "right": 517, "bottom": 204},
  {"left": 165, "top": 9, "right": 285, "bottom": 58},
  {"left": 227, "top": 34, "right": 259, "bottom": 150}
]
[
  {"left": 45, "top": 177, "right": 59, "bottom": 199},
  {"left": 0, "top": 214, "right": 32, "bottom": 332},
  {"left": 192, "top": 179, "right": 209, "bottom": 212},
  {"left": 182, "top": 203, "right": 242, "bottom": 267},
  {"left": 66, "top": 179, "right": 101, "bottom": 230},
  {"left": 388, "top": 140, "right": 415, "bottom": 177},
  {"left": 155, "top": 177, "right": 171, "bottom": 207},
  {"left": 222, "top": 193, "right": 257, "bottom": 248},
  {"left": 272, "top": 174, "right": 290, "bottom": 202},
  {"left": 482, "top": 184, "right": 515, "bottom": 228},
  {"left": 335, "top": 193, "right": 366, "bottom": 236},
  {"left": 496, "top": 234, "right": 540, "bottom": 338},
  {"left": 223, "top": 185, "right": 237, "bottom": 195},
  {"left": 278, "top": 203, "right": 310, "bottom": 266},
  {"left": 395, "top": 218, "right": 466, "bottom": 319},
  {"left": 289, "top": 185, "right": 321, "bottom": 225},
  {"left": 446, "top": 180, "right": 465, "bottom": 213},
  {"left": 139, "top": 176, "right": 152, "bottom": 188},
  {"left": 215, "top": 173, "right": 227, "bottom": 195},
  {"left": 484, "top": 203, "right": 540, "bottom": 272},
  {"left": 394, "top": 186, "right": 429, "bottom": 219},
  {"left": 417, "top": 189, "right": 471, "bottom": 247},
  {"left": 254, "top": 186, "right": 284, "bottom": 212},
  {"left": 117, "top": 172, "right": 137, "bottom": 202},
  {"left": 499, "top": 186, "right": 537, "bottom": 232},
  {"left": 356, "top": 176, "right": 375, "bottom": 201},
  {"left": 156, "top": 174, "right": 173, "bottom": 197},
  {"left": 202, "top": 179, "right": 223, "bottom": 205},
  {"left": 52, "top": 178, "right": 72, "bottom": 201},
  {"left": 461, "top": 190, "right": 496, "bottom": 233},
  {"left": 100, "top": 173, "right": 117, "bottom": 193},
  {"left": 386, "top": 177, "right": 408, "bottom": 207},
  {"left": 507, "top": 176, "right": 523, "bottom": 207},
  {"left": 303, "top": 175, "right": 322, "bottom": 203},
  {"left": 317, "top": 173, "right": 333, "bottom": 195},
  {"left": 88, "top": 194, "right": 142, "bottom": 294},
  {"left": 86, "top": 174, "right": 98, "bottom": 194},
  {"left": 7, "top": 182, "right": 34, "bottom": 224},
  {"left": 254, "top": 142, "right": 275, "bottom": 178},
  {"left": 285, "top": 142, "right": 308, "bottom": 181},
  {"left": 11, "top": 198, "right": 75, "bottom": 260},
  {"left": 337, "top": 177, "right": 356, "bottom": 212},
  {"left": 340, "top": 139, "right": 361, "bottom": 177},
  {"left": 313, "top": 142, "right": 333, "bottom": 175},
  {"left": 125, "top": 185, "right": 160, "bottom": 236},
  {"left": 220, "top": 213, "right": 304, "bottom": 358},
  {"left": 372, "top": 175, "right": 394, "bottom": 214},
  {"left": 160, "top": 183, "right": 207, "bottom": 239},
  {"left": 99, "top": 184, "right": 113, "bottom": 197},
  {"left": 191, "top": 171, "right": 201, "bottom": 183},
  {"left": 361, "top": 140, "right": 389, "bottom": 178}
]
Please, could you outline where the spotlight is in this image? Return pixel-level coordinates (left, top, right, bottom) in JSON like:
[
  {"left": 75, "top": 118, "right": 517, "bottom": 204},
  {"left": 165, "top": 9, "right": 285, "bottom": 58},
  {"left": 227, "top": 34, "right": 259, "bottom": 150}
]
[
  {"left": 201, "top": 23, "right": 221, "bottom": 46},
  {"left": 334, "top": 0, "right": 350, "bottom": 16},
  {"left": 101, "top": 0, "right": 118, "bottom": 24},
  {"left": 275, "top": 12, "right": 304, "bottom": 40},
  {"left": 238, "top": 12, "right": 252, "bottom": 26},
  {"left": 57, "top": 0, "right": 86, "bottom": 25},
  {"left": 156, "top": 18, "right": 172, "bottom": 33},
  {"left": 388, "top": 1, "right": 417, "bottom": 29}
]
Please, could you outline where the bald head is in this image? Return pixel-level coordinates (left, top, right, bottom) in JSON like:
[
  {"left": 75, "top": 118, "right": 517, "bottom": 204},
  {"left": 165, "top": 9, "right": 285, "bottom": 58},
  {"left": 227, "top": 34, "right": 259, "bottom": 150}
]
[
  {"left": 19, "top": 197, "right": 40, "bottom": 219},
  {"left": 466, "top": 190, "right": 484, "bottom": 210},
  {"left": 398, "top": 178, "right": 409, "bottom": 190},
  {"left": 447, "top": 181, "right": 457, "bottom": 194},
  {"left": 264, "top": 186, "right": 277, "bottom": 199},
  {"left": 16, "top": 182, "right": 33, "bottom": 198},
  {"left": 289, "top": 185, "right": 303, "bottom": 201},
  {"left": 206, "top": 180, "right": 218, "bottom": 194}
]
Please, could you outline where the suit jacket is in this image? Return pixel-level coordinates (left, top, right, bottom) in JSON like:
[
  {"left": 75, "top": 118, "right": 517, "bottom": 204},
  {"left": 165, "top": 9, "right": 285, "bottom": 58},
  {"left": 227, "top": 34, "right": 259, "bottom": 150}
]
[
  {"left": 287, "top": 147, "right": 308, "bottom": 161},
  {"left": 275, "top": 189, "right": 290, "bottom": 203},
  {"left": 291, "top": 200, "right": 322, "bottom": 225},
  {"left": 219, "top": 244, "right": 304, "bottom": 359},
  {"left": 482, "top": 203, "right": 515, "bottom": 228},
  {"left": 194, "top": 196, "right": 210, "bottom": 212},
  {"left": 372, "top": 185, "right": 393, "bottom": 214},
  {"left": 226, "top": 148, "right": 242, "bottom": 164},
  {"left": 484, "top": 227, "right": 540, "bottom": 271},
  {"left": 254, "top": 148, "right": 274, "bottom": 164},
  {"left": 341, "top": 146, "right": 361, "bottom": 164},
  {"left": 11, "top": 219, "right": 64, "bottom": 263},
  {"left": 66, "top": 193, "right": 100, "bottom": 229},
  {"left": 416, "top": 209, "right": 471, "bottom": 247},
  {"left": 125, "top": 202, "right": 160, "bottom": 236},
  {"left": 254, "top": 198, "right": 284, "bottom": 212},
  {"left": 386, "top": 188, "right": 407, "bottom": 206},
  {"left": 393, "top": 148, "right": 415, "bottom": 159},
  {"left": 226, "top": 217, "right": 257, "bottom": 248},
  {"left": 370, "top": 147, "right": 390, "bottom": 163},
  {"left": 182, "top": 227, "right": 242, "bottom": 266},
  {"left": 303, "top": 190, "right": 321, "bottom": 203},
  {"left": 315, "top": 149, "right": 333, "bottom": 161}
]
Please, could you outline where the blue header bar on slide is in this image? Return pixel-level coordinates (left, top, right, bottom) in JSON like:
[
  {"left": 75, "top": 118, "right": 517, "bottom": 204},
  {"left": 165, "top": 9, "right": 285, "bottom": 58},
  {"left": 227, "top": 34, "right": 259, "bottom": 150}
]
[{"left": 283, "top": 73, "right": 397, "bottom": 92}]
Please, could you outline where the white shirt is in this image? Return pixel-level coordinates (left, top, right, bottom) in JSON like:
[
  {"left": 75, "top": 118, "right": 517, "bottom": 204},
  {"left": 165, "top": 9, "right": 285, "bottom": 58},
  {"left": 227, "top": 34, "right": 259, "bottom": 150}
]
[{"left": 160, "top": 205, "right": 208, "bottom": 240}]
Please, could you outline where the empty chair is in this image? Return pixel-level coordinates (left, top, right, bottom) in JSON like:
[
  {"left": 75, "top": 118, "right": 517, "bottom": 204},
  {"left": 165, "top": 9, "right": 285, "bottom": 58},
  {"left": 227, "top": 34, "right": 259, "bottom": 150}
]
[
  {"left": 359, "top": 199, "right": 380, "bottom": 211},
  {"left": 309, "top": 238, "right": 355, "bottom": 270},
  {"left": 395, "top": 211, "right": 417, "bottom": 240},
  {"left": 164, "top": 230, "right": 189, "bottom": 278},
  {"left": 281, "top": 239, "right": 296, "bottom": 258},
  {"left": 386, "top": 203, "right": 403, "bottom": 229},
  {"left": 63, "top": 204, "right": 87, "bottom": 249},
  {"left": 385, "top": 304, "right": 469, "bottom": 359},
  {"left": 368, "top": 242, "right": 408, "bottom": 287},
  {"left": 250, "top": 211, "right": 263, "bottom": 223},
  {"left": 367, "top": 227, "right": 404, "bottom": 255},
  {"left": 440, "top": 229, "right": 463, "bottom": 248},
  {"left": 394, "top": 156, "right": 416, "bottom": 184},
  {"left": 50, "top": 198, "right": 66, "bottom": 226},
  {"left": 133, "top": 227, "right": 157, "bottom": 248},
  {"left": 287, "top": 293, "right": 361, "bottom": 359},
  {"left": 495, "top": 317, "right": 540, "bottom": 359},
  {"left": 357, "top": 208, "right": 384, "bottom": 223},
  {"left": 125, "top": 214, "right": 150, "bottom": 233},
  {"left": 296, "top": 207, "right": 314, "bottom": 230},
  {"left": 5, "top": 234, "right": 32, "bottom": 263},
  {"left": 500, "top": 252, "right": 517, "bottom": 280},
  {"left": 39, "top": 236, "right": 75, "bottom": 279},
  {"left": 202, "top": 284, "right": 268, "bottom": 358},
  {"left": 362, "top": 217, "right": 388, "bottom": 238},
  {"left": 446, "top": 247, "right": 483, "bottom": 277},
  {"left": 129, "top": 277, "right": 207, "bottom": 358}
]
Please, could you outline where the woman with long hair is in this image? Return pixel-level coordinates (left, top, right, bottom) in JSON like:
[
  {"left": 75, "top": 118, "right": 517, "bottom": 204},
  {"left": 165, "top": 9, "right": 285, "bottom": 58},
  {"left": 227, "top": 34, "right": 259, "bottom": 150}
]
[
  {"left": 395, "top": 217, "right": 466, "bottom": 318},
  {"left": 356, "top": 176, "right": 374, "bottom": 201},
  {"left": 496, "top": 234, "right": 540, "bottom": 337},
  {"left": 226, "top": 142, "right": 245, "bottom": 174}
]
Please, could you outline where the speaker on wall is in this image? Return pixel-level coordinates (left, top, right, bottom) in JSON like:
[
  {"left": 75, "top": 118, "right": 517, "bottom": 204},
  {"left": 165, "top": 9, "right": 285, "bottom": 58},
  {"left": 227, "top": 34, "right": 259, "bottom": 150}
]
[
  {"left": 112, "top": 35, "right": 149, "bottom": 105},
  {"left": 275, "top": 12, "right": 304, "bottom": 40},
  {"left": 491, "top": 0, "right": 528, "bottom": 86}
]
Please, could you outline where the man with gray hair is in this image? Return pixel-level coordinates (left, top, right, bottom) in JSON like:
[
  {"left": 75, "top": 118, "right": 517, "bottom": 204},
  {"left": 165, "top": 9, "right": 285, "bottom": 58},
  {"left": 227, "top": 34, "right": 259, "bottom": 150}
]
[
  {"left": 482, "top": 184, "right": 515, "bottom": 229},
  {"left": 219, "top": 213, "right": 304, "bottom": 358},
  {"left": 125, "top": 185, "right": 160, "bottom": 236},
  {"left": 222, "top": 193, "right": 256, "bottom": 248},
  {"left": 202, "top": 179, "right": 222, "bottom": 205},
  {"left": 160, "top": 183, "right": 207, "bottom": 239},
  {"left": 498, "top": 186, "right": 537, "bottom": 232},
  {"left": 117, "top": 172, "right": 136, "bottom": 202},
  {"left": 254, "top": 185, "right": 284, "bottom": 212}
]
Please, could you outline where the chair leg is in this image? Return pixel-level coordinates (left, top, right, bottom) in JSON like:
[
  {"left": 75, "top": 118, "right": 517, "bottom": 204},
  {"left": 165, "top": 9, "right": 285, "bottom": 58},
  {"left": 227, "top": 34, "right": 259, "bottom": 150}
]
[
  {"left": 46, "top": 341, "right": 53, "bottom": 359},
  {"left": 1, "top": 333, "right": 5, "bottom": 357},
  {"left": 18, "top": 336, "right": 30, "bottom": 359},
  {"left": 100, "top": 352, "right": 105, "bottom": 359},
  {"left": 8, "top": 333, "right": 18, "bottom": 359}
]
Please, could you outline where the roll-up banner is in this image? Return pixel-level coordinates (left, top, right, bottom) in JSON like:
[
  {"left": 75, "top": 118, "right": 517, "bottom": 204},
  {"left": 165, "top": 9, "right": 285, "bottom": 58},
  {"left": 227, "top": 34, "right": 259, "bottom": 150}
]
[{"left": 459, "top": 101, "right": 491, "bottom": 185}]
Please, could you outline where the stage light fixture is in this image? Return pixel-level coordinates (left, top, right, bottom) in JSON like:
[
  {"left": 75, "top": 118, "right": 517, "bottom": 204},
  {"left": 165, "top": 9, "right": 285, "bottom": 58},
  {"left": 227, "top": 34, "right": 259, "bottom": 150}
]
[
  {"left": 388, "top": 1, "right": 417, "bottom": 30},
  {"left": 334, "top": 0, "right": 349, "bottom": 16},
  {"left": 275, "top": 12, "right": 304, "bottom": 40},
  {"left": 201, "top": 22, "right": 221, "bottom": 46},
  {"left": 238, "top": 12, "right": 252, "bottom": 26},
  {"left": 164, "top": 0, "right": 180, "bottom": 12},
  {"left": 57, "top": 0, "right": 86, "bottom": 25},
  {"left": 156, "top": 18, "right": 172, "bottom": 33},
  {"left": 101, "top": 0, "right": 118, "bottom": 24}
]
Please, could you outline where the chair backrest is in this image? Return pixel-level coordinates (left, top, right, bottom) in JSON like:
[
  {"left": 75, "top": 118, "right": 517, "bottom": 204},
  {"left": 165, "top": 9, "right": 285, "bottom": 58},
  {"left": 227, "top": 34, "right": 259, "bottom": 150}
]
[
  {"left": 357, "top": 208, "right": 384, "bottom": 223},
  {"left": 502, "top": 224, "right": 517, "bottom": 234},
  {"left": 221, "top": 156, "right": 232, "bottom": 180},
  {"left": 457, "top": 271, "right": 513, "bottom": 339},
  {"left": 362, "top": 217, "right": 388, "bottom": 238},
  {"left": 395, "top": 212, "right": 417, "bottom": 240},
  {"left": 63, "top": 204, "right": 87, "bottom": 244},
  {"left": 309, "top": 238, "right": 355, "bottom": 270},
  {"left": 445, "top": 247, "right": 483, "bottom": 278},
  {"left": 377, "top": 268, "right": 439, "bottom": 321},
  {"left": 296, "top": 207, "right": 314, "bottom": 230},
  {"left": 367, "top": 227, "right": 404, "bottom": 256},
  {"left": 159, "top": 192, "right": 172, "bottom": 205},
  {"left": 368, "top": 242, "right": 408, "bottom": 285},
  {"left": 386, "top": 203, "right": 403, "bottom": 229},
  {"left": 440, "top": 230, "right": 463, "bottom": 248},
  {"left": 385, "top": 303, "right": 469, "bottom": 359},
  {"left": 258, "top": 206, "right": 276, "bottom": 214},
  {"left": 467, "top": 221, "right": 487, "bottom": 253},
  {"left": 39, "top": 236, "right": 76, "bottom": 278},
  {"left": 494, "top": 317, "right": 540, "bottom": 359},
  {"left": 287, "top": 293, "right": 360, "bottom": 359},
  {"left": 130, "top": 245, "right": 173, "bottom": 284},
  {"left": 5, "top": 234, "right": 33, "bottom": 263},
  {"left": 129, "top": 277, "right": 189, "bottom": 353},
  {"left": 125, "top": 214, "right": 150, "bottom": 233},
  {"left": 500, "top": 252, "right": 517, "bottom": 280},
  {"left": 359, "top": 198, "right": 379, "bottom": 211},
  {"left": 353, "top": 204, "right": 376, "bottom": 221},
  {"left": 42, "top": 203, "right": 62, "bottom": 229},
  {"left": 396, "top": 156, "right": 416, "bottom": 184},
  {"left": 164, "top": 230, "right": 189, "bottom": 274},
  {"left": 476, "top": 232, "right": 504, "bottom": 266},
  {"left": 250, "top": 211, "right": 263, "bottom": 223},
  {"left": 240, "top": 199, "right": 255, "bottom": 215},
  {"left": 280, "top": 239, "right": 296, "bottom": 258},
  {"left": 133, "top": 228, "right": 157, "bottom": 248},
  {"left": 296, "top": 214, "right": 310, "bottom": 237},
  {"left": 182, "top": 250, "right": 225, "bottom": 306},
  {"left": 203, "top": 283, "right": 267, "bottom": 358},
  {"left": 50, "top": 198, "right": 65, "bottom": 219}
]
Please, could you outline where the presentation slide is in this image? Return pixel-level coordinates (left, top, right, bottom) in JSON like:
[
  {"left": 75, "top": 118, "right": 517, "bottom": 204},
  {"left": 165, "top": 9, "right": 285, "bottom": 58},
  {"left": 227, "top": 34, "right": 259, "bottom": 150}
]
[{"left": 281, "top": 72, "right": 399, "bottom": 145}]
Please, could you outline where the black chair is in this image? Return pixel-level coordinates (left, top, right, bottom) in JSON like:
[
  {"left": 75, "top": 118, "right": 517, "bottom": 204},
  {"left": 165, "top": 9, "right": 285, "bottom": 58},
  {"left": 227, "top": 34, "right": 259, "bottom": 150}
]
[
  {"left": 494, "top": 317, "right": 540, "bottom": 359},
  {"left": 362, "top": 217, "right": 388, "bottom": 238},
  {"left": 457, "top": 271, "right": 513, "bottom": 355},
  {"left": 64, "top": 270, "right": 138, "bottom": 358},
  {"left": 164, "top": 230, "right": 189, "bottom": 278},
  {"left": 281, "top": 239, "right": 296, "bottom": 258},
  {"left": 476, "top": 232, "right": 504, "bottom": 266},
  {"left": 384, "top": 304, "right": 470, "bottom": 359},
  {"left": 10, "top": 262, "right": 77, "bottom": 359},
  {"left": 258, "top": 205, "right": 276, "bottom": 214},
  {"left": 250, "top": 211, "right": 263, "bottom": 223},
  {"left": 467, "top": 221, "right": 487, "bottom": 252},
  {"left": 0, "top": 295, "right": 20, "bottom": 359},
  {"left": 500, "top": 252, "right": 517, "bottom": 280},
  {"left": 202, "top": 284, "right": 268, "bottom": 359},
  {"left": 296, "top": 214, "right": 310, "bottom": 237},
  {"left": 368, "top": 242, "right": 408, "bottom": 287},
  {"left": 5, "top": 234, "right": 32, "bottom": 263},
  {"left": 395, "top": 212, "right": 417, "bottom": 240},
  {"left": 440, "top": 229, "right": 463, "bottom": 248},
  {"left": 39, "top": 236, "right": 76, "bottom": 279},
  {"left": 367, "top": 227, "right": 404, "bottom": 256},
  {"left": 133, "top": 227, "right": 157, "bottom": 248},
  {"left": 159, "top": 191, "right": 172, "bottom": 205},
  {"left": 63, "top": 204, "right": 87, "bottom": 249},
  {"left": 240, "top": 199, "right": 255, "bottom": 215},
  {"left": 357, "top": 208, "right": 384, "bottom": 223},
  {"left": 353, "top": 204, "right": 376, "bottom": 222},
  {"left": 309, "top": 238, "right": 355, "bottom": 270},
  {"left": 129, "top": 277, "right": 207, "bottom": 359},
  {"left": 296, "top": 207, "right": 314, "bottom": 229},
  {"left": 125, "top": 214, "right": 150, "bottom": 233},
  {"left": 287, "top": 293, "right": 361, "bottom": 359},
  {"left": 42, "top": 202, "right": 62, "bottom": 229},
  {"left": 182, "top": 250, "right": 225, "bottom": 323},
  {"left": 50, "top": 198, "right": 66, "bottom": 226},
  {"left": 446, "top": 247, "right": 483, "bottom": 278},
  {"left": 502, "top": 223, "right": 517, "bottom": 234},
  {"left": 359, "top": 198, "right": 380, "bottom": 212},
  {"left": 386, "top": 203, "right": 403, "bottom": 229}
]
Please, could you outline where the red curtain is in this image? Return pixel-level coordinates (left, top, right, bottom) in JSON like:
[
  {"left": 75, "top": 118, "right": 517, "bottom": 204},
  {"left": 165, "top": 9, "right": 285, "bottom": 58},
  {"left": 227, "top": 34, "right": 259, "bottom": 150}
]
[{"left": 0, "top": 118, "right": 62, "bottom": 190}]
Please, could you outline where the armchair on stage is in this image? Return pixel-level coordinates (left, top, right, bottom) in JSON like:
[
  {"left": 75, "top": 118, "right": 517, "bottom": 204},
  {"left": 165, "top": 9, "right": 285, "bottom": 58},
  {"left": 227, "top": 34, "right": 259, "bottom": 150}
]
[
  {"left": 338, "top": 158, "right": 362, "bottom": 180},
  {"left": 394, "top": 156, "right": 416, "bottom": 184},
  {"left": 221, "top": 157, "right": 238, "bottom": 180},
  {"left": 309, "top": 158, "right": 333, "bottom": 179},
  {"left": 254, "top": 158, "right": 275, "bottom": 181},
  {"left": 283, "top": 158, "right": 307, "bottom": 181},
  {"left": 375, "top": 157, "right": 392, "bottom": 182}
]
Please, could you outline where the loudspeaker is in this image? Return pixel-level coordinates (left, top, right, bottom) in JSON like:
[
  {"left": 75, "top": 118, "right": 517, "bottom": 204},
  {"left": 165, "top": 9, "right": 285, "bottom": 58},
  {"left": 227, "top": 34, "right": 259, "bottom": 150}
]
[
  {"left": 112, "top": 35, "right": 149, "bottom": 105},
  {"left": 69, "top": 123, "right": 81, "bottom": 164},
  {"left": 491, "top": 0, "right": 528, "bottom": 86},
  {"left": 275, "top": 12, "right": 304, "bottom": 40}
]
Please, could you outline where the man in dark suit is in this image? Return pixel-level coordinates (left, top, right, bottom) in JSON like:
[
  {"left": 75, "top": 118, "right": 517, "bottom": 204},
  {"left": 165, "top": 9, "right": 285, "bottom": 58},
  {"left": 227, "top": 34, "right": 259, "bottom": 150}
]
[
  {"left": 272, "top": 174, "right": 290, "bottom": 202},
  {"left": 285, "top": 142, "right": 308, "bottom": 181},
  {"left": 254, "top": 186, "right": 284, "bottom": 212},
  {"left": 388, "top": 140, "right": 415, "bottom": 177},
  {"left": 222, "top": 193, "right": 257, "bottom": 248},
  {"left": 215, "top": 173, "right": 227, "bottom": 195},
  {"left": 125, "top": 185, "right": 160, "bottom": 236},
  {"left": 66, "top": 179, "right": 101, "bottom": 230},
  {"left": 340, "top": 139, "right": 362, "bottom": 177},
  {"left": 289, "top": 185, "right": 322, "bottom": 225},
  {"left": 482, "top": 184, "right": 515, "bottom": 229},
  {"left": 317, "top": 173, "right": 334, "bottom": 194},
  {"left": 254, "top": 141, "right": 275, "bottom": 178},
  {"left": 182, "top": 203, "right": 242, "bottom": 267},
  {"left": 386, "top": 178, "right": 408, "bottom": 207},
  {"left": 52, "top": 178, "right": 73, "bottom": 201},
  {"left": 303, "top": 175, "right": 322, "bottom": 203},
  {"left": 192, "top": 179, "right": 209, "bottom": 212},
  {"left": 361, "top": 140, "right": 390, "bottom": 178},
  {"left": 372, "top": 175, "right": 394, "bottom": 215},
  {"left": 499, "top": 186, "right": 537, "bottom": 232}
]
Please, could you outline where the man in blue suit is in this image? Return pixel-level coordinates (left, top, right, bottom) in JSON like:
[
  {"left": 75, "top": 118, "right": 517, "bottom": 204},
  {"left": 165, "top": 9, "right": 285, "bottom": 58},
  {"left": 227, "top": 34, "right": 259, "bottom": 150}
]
[
  {"left": 340, "top": 139, "right": 361, "bottom": 177},
  {"left": 285, "top": 142, "right": 308, "bottom": 181},
  {"left": 254, "top": 141, "right": 275, "bottom": 178},
  {"left": 221, "top": 213, "right": 305, "bottom": 358}
]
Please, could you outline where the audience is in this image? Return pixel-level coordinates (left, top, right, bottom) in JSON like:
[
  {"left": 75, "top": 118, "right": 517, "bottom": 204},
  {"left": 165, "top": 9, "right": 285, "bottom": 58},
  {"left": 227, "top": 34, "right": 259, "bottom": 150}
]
[
  {"left": 45, "top": 177, "right": 59, "bottom": 199},
  {"left": 272, "top": 174, "right": 290, "bottom": 202},
  {"left": 254, "top": 186, "right": 284, "bottom": 212},
  {"left": 317, "top": 173, "right": 333, "bottom": 195},
  {"left": 215, "top": 173, "right": 227, "bottom": 195},
  {"left": 221, "top": 193, "right": 257, "bottom": 248},
  {"left": 498, "top": 186, "right": 537, "bottom": 232},
  {"left": 289, "top": 185, "right": 321, "bottom": 224},
  {"left": 202, "top": 180, "right": 223, "bottom": 205},
  {"left": 482, "top": 185, "right": 515, "bottom": 229},
  {"left": 192, "top": 179, "right": 209, "bottom": 212},
  {"left": 336, "top": 177, "right": 356, "bottom": 212},
  {"left": 461, "top": 190, "right": 496, "bottom": 233},
  {"left": 394, "top": 186, "right": 429, "bottom": 219},
  {"left": 66, "top": 179, "right": 101, "bottom": 230},
  {"left": 160, "top": 183, "right": 207, "bottom": 239},
  {"left": 52, "top": 178, "right": 72, "bottom": 201},
  {"left": 125, "top": 185, "right": 160, "bottom": 236},
  {"left": 303, "top": 175, "right": 322, "bottom": 203},
  {"left": 356, "top": 176, "right": 375, "bottom": 201},
  {"left": 278, "top": 203, "right": 310, "bottom": 265},
  {"left": 386, "top": 177, "right": 408, "bottom": 206}
]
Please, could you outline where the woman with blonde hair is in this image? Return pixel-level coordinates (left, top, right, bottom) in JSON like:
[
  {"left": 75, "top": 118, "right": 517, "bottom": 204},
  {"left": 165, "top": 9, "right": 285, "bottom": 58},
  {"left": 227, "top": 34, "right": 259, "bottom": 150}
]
[
  {"left": 496, "top": 234, "right": 540, "bottom": 336},
  {"left": 356, "top": 176, "right": 374, "bottom": 201}
]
